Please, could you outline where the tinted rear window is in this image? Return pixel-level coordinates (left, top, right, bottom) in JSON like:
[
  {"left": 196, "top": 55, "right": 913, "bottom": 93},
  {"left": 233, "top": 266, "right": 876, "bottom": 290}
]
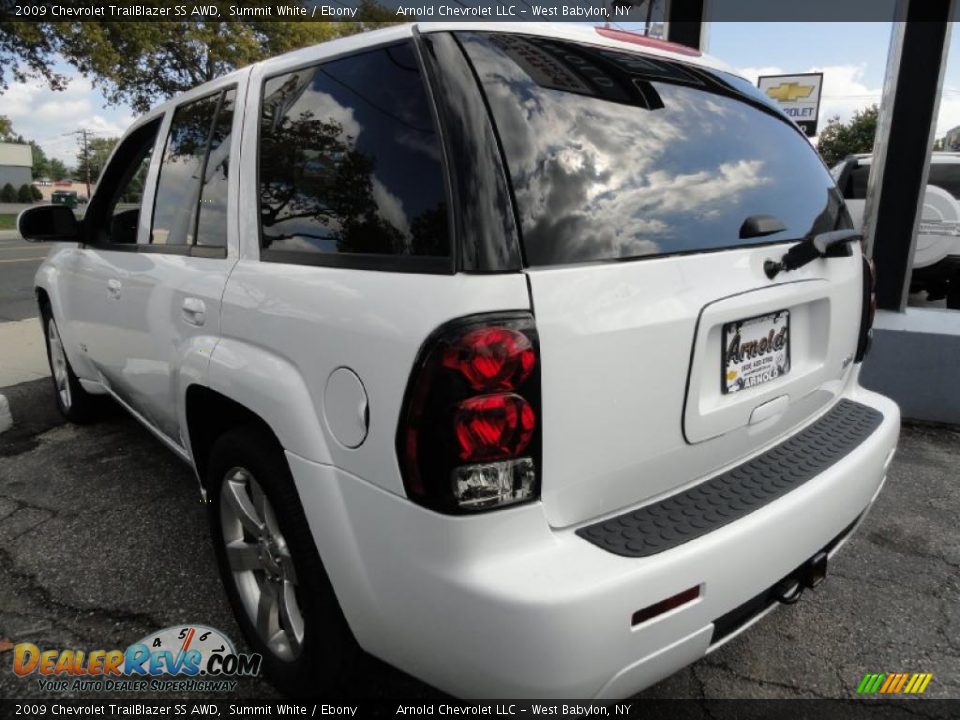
[{"left": 459, "top": 32, "right": 847, "bottom": 266}]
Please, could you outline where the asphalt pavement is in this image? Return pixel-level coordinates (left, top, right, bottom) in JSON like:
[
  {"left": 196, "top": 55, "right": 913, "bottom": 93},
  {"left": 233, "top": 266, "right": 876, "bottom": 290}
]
[
  {"left": 0, "top": 233, "right": 48, "bottom": 322},
  {"left": 0, "top": 240, "right": 958, "bottom": 703}
]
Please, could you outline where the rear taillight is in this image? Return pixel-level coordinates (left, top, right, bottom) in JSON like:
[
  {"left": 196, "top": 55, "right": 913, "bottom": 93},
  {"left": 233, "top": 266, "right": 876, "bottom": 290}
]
[
  {"left": 397, "top": 313, "right": 541, "bottom": 513},
  {"left": 855, "top": 255, "right": 876, "bottom": 362}
]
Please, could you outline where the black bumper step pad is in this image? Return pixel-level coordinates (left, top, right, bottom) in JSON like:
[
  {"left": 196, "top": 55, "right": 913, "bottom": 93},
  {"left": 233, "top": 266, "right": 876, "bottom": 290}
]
[{"left": 577, "top": 400, "right": 884, "bottom": 558}]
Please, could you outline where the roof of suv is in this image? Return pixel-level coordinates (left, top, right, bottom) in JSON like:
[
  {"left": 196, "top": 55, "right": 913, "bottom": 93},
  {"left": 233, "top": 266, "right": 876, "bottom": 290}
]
[
  {"left": 253, "top": 21, "right": 735, "bottom": 79},
  {"left": 138, "top": 23, "right": 738, "bottom": 131}
]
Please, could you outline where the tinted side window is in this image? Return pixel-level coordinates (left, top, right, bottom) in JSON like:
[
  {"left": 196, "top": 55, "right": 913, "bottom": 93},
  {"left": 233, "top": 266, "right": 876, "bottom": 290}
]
[
  {"left": 86, "top": 119, "right": 160, "bottom": 246},
  {"left": 928, "top": 163, "right": 960, "bottom": 199},
  {"left": 259, "top": 42, "right": 449, "bottom": 262},
  {"left": 844, "top": 165, "right": 870, "bottom": 200},
  {"left": 152, "top": 94, "right": 220, "bottom": 245},
  {"left": 150, "top": 88, "right": 235, "bottom": 249},
  {"left": 196, "top": 89, "right": 236, "bottom": 247}
]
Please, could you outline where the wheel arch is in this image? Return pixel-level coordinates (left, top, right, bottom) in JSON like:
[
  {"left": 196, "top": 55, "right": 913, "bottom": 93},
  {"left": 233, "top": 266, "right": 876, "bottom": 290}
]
[{"left": 184, "top": 385, "right": 283, "bottom": 489}]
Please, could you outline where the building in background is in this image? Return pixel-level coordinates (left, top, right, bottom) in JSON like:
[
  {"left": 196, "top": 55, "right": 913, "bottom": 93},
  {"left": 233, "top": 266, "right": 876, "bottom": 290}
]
[
  {"left": 943, "top": 125, "right": 960, "bottom": 151},
  {"left": 0, "top": 142, "right": 32, "bottom": 187}
]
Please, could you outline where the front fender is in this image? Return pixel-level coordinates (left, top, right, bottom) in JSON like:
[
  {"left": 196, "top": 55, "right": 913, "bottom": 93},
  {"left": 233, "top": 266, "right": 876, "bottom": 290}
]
[{"left": 34, "top": 251, "right": 98, "bottom": 381}]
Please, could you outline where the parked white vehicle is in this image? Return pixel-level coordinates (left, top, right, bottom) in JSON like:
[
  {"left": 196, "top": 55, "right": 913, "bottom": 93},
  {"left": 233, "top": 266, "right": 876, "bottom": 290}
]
[
  {"left": 21, "top": 23, "right": 899, "bottom": 699},
  {"left": 832, "top": 152, "right": 960, "bottom": 307}
]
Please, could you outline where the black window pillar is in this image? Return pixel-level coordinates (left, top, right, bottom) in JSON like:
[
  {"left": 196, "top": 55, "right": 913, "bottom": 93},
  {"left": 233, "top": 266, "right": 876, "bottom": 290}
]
[{"left": 865, "top": 1, "right": 955, "bottom": 310}]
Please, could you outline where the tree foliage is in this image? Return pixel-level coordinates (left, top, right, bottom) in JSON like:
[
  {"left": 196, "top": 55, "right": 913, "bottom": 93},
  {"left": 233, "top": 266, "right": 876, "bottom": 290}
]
[
  {"left": 1, "top": 3, "right": 393, "bottom": 113},
  {"left": 75, "top": 136, "right": 118, "bottom": 183},
  {"left": 0, "top": 114, "right": 55, "bottom": 179},
  {"left": 48, "top": 158, "right": 69, "bottom": 180},
  {"left": 817, "top": 105, "right": 879, "bottom": 167}
]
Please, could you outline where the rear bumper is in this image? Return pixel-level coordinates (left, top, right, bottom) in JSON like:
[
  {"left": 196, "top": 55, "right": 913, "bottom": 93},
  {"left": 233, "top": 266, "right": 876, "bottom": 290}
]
[{"left": 288, "top": 384, "right": 899, "bottom": 699}]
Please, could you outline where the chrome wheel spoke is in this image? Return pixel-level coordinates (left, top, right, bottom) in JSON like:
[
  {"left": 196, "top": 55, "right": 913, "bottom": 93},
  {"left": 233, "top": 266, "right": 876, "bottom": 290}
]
[
  {"left": 278, "top": 580, "right": 304, "bottom": 654},
  {"left": 224, "top": 475, "right": 265, "bottom": 536},
  {"left": 277, "top": 545, "right": 297, "bottom": 584},
  {"left": 249, "top": 479, "right": 269, "bottom": 526},
  {"left": 47, "top": 320, "right": 71, "bottom": 409},
  {"left": 226, "top": 539, "right": 262, "bottom": 572},
  {"left": 220, "top": 466, "right": 304, "bottom": 661},
  {"left": 256, "top": 579, "right": 279, "bottom": 641}
]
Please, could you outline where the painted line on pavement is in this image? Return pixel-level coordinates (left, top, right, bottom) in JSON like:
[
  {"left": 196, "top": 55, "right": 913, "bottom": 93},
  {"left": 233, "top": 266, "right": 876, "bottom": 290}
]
[{"left": 0, "top": 257, "right": 45, "bottom": 264}]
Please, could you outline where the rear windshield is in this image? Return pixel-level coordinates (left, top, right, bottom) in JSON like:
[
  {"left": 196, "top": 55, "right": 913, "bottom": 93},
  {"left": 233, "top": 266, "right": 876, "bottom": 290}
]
[{"left": 458, "top": 32, "right": 848, "bottom": 266}]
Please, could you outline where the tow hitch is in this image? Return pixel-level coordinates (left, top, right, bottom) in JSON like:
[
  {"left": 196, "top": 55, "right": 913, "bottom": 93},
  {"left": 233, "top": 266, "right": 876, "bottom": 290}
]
[{"left": 774, "top": 551, "right": 829, "bottom": 605}]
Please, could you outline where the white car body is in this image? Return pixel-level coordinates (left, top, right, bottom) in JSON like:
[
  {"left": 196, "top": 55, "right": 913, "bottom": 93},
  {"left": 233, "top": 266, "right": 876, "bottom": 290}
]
[
  {"left": 833, "top": 152, "right": 960, "bottom": 268},
  {"left": 30, "top": 23, "right": 899, "bottom": 698}
]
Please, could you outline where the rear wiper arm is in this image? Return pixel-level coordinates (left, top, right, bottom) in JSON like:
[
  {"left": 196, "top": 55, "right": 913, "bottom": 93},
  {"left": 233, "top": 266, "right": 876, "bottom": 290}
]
[{"left": 764, "top": 229, "right": 861, "bottom": 280}]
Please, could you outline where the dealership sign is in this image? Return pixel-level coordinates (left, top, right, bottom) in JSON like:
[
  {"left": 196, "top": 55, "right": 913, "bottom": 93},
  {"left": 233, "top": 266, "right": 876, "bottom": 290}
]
[{"left": 758, "top": 73, "right": 824, "bottom": 137}]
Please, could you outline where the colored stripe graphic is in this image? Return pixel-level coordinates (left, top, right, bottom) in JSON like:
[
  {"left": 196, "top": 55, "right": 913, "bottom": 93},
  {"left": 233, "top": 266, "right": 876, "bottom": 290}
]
[{"left": 857, "top": 672, "right": 932, "bottom": 694}]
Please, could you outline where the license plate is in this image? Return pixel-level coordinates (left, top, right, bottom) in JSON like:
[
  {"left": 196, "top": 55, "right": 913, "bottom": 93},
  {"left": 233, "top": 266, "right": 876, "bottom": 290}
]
[{"left": 722, "top": 310, "right": 790, "bottom": 394}]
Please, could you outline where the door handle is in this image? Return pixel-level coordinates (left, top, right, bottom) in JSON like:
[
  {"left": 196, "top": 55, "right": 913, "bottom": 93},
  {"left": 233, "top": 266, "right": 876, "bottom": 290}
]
[
  {"left": 107, "top": 278, "right": 121, "bottom": 300},
  {"left": 181, "top": 297, "right": 206, "bottom": 326}
]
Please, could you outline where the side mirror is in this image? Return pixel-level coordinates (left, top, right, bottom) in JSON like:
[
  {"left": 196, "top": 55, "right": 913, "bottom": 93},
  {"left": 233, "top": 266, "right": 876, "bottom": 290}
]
[{"left": 17, "top": 205, "right": 81, "bottom": 243}]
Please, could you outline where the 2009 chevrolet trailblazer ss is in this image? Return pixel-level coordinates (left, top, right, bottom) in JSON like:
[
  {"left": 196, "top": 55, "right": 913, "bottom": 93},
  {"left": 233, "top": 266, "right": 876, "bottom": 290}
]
[{"left": 20, "top": 23, "right": 900, "bottom": 698}]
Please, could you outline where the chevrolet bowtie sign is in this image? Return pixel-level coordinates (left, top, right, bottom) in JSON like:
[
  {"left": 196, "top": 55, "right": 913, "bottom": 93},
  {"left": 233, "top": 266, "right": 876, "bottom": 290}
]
[{"left": 758, "top": 73, "right": 824, "bottom": 137}]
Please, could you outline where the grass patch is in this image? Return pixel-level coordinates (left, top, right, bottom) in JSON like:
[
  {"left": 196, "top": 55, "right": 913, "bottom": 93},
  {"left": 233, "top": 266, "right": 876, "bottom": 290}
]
[{"left": 0, "top": 213, "right": 17, "bottom": 230}]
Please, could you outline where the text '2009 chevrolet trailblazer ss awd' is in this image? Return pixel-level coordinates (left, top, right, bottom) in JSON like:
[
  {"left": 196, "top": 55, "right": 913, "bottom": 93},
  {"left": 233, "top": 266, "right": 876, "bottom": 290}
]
[{"left": 19, "top": 22, "right": 899, "bottom": 699}]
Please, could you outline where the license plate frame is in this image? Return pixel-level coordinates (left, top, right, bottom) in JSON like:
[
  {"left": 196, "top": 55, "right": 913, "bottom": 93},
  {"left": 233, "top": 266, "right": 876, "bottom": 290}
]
[{"left": 722, "top": 310, "right": 791, "bottom": 394}]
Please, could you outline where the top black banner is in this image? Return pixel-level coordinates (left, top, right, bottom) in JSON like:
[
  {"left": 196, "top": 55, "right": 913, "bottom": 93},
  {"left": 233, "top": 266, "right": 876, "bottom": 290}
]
[{"left": 1, "top": 0, "right": 950, "bottom": 23}]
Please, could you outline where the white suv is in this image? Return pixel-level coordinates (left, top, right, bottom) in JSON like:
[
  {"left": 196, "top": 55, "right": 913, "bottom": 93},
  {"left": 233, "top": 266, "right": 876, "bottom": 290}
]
[
  {"left": 832, "top": 152, "right": 960, "bottom": 307},
  {"left": 21, "top": 23, "right": 899, "bottom": 699}
]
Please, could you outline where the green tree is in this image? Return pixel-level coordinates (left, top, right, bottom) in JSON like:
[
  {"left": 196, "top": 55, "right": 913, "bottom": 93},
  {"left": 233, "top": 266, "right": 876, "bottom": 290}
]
[
  {"left": 76, "top": 136, "right": 118, "bottom": 183},
  {"left": 1, "top": 115, "right": 53, "bottom": 178},
  {"left": 29, "top": 141, "right": 49, "bottom": 179},
  {"left": 817, "top": 105, "right": 879, "bottom": 167},
  {"left": 0, "top": 183, "right": 17, "bottom": 202},
  {"left": 2, "top": 3, "right": 394, "bottom": 113},
  {"left": 16, "top": 184, "right": 32, "bottom": 202},
  {"left": 48, "top": 158, "right": 69, "bottom": 181},
  {"left": 30, "top": 184, "right": 42, "bottom": 201},
  {"left": 0, "top": 21, "right": 67, "bottom": 93}
]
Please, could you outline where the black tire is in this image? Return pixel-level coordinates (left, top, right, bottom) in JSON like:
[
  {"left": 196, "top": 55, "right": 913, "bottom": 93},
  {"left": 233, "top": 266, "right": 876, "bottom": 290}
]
[
  {"left": 206, "top": 425, "right": 361, "bottom": 698},
  {"left": 946, "top": 272, "right": 960, "bottom": 310},
  {"left": 40, "top": 304, "right": 103, "bottom": 423}
]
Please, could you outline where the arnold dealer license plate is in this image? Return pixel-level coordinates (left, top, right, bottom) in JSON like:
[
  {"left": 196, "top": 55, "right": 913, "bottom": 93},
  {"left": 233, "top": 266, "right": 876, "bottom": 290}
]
[{"left": 722, "top": 310, "right": 790, "bottom": 394}]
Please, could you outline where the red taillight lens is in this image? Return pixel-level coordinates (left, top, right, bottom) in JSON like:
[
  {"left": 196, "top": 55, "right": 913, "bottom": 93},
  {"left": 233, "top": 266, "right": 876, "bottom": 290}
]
[
  {"left": 454, "top": 393, "right": 535, "bottom": 461},
  {"left": 443, "top": 327, "right": 535, "bottom": 391},
  {"left": 397, "top": 313, "right": 541, "bottom": 514}
]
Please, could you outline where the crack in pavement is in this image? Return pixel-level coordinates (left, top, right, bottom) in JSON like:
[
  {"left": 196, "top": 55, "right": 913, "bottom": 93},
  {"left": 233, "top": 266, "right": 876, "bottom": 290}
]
[
  {"left": 866, "top": 531, "right": 960, "bottom": 574},
  {"left": 699, "top": 655, "right": 836, "bottom": 699},
  {"left": 0, "top": 544, "right": 170, "bottom": 640}
]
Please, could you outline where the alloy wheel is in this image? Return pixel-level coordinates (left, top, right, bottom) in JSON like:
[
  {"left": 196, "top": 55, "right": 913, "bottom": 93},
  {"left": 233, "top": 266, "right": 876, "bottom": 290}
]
[{"left": 220, "top": 467, "right": 305, "bottom": 661}]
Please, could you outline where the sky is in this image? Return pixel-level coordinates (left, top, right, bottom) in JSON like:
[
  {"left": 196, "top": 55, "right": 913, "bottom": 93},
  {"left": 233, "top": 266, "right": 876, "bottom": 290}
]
[{"left": 4, "top": 21, "right": 960, "bottom": 166}]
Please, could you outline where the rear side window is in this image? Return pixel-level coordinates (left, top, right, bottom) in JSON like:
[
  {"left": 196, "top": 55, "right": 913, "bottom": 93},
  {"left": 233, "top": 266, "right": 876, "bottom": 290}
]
[
  {"left": 258, "top": 41, "right": 450, "bottom": 265},
  {"left": 928, "top": 163, "right": 960, "bottom": 199},
  {"left": 459, "top": 32, "right": 848, "bottom": 266},
  {"left": 151, "top": 87, "right": 235, "bottom": 249},
  {"left": 846, "top": 165, "right": 870, "bottom": 200}
]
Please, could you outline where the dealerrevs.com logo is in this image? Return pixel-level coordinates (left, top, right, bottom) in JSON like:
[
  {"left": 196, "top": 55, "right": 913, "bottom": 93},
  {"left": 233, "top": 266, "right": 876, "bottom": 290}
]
[{"left": 13, "top": 625, "right": 262, "bottom": 693}]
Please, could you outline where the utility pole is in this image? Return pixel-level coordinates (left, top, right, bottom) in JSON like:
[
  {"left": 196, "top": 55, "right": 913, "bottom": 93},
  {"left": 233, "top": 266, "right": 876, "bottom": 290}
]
[{"left": 64, "top": 129, "right": 99, "bottom": 197}]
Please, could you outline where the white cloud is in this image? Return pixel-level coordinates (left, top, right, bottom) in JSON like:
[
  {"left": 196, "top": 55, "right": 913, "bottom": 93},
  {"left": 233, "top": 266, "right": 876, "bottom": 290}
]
[
  {"left": 0, "top": 69, "right": 136, "bottom": 165},
  {"left": 739, "top": 62, "right": 960, "bottom": 140}
]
